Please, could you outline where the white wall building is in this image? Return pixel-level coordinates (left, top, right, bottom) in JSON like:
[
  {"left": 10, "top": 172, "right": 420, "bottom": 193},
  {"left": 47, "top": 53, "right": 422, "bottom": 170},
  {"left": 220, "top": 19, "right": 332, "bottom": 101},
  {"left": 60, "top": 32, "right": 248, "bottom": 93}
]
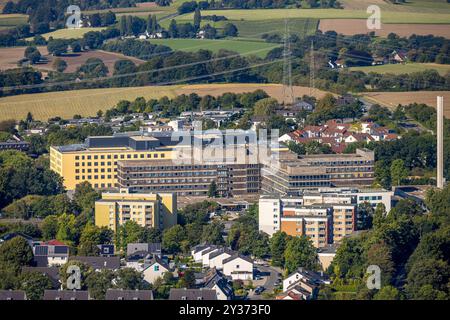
[{"left": 222, "top": 255, "right": 254, "bottom": 280}]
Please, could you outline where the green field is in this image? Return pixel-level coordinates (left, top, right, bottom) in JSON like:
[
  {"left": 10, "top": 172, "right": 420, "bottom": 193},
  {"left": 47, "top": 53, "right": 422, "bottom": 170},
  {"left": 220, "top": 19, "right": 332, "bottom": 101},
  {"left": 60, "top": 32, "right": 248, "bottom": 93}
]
[
  {"left": 147, "top": 38, "right": 279, "bottom": 58},
  {"left": 0, "top": 14, "right": 28, "bottom": 29},
  {"left": 33, "top": 27, "right": 107, "bottom": 40},
  {"left": 349, "top": 63, "right": 450, "bottom": 76},
  {"left": 180, "top": 8, "right": 450, "bottom": 24}
]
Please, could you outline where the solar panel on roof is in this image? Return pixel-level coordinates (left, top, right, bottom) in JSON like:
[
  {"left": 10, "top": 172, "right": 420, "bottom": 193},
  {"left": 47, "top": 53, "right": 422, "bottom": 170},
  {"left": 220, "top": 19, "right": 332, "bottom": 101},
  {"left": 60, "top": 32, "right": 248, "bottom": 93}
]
[{"left": 53, "top": 246, "right": 68, "bottom": 254}]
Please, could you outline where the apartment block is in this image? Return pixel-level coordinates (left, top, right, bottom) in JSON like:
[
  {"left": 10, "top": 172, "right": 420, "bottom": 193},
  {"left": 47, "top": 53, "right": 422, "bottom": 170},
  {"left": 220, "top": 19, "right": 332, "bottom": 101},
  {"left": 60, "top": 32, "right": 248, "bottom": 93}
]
[
  {"left": 50, "top": 133, "right": 176, "bottom": 190},
  {"left": 94, "top": 188, "right": 177, "bottom": 232},
  {"left": 262, "top": 148, "right": 375, "bottom": 194},
  {"left": 117, "top": 159, "right": 261, "bottom": 197},
  {"left": 259, "top": 188, "right": 392, "bottom": 247}
]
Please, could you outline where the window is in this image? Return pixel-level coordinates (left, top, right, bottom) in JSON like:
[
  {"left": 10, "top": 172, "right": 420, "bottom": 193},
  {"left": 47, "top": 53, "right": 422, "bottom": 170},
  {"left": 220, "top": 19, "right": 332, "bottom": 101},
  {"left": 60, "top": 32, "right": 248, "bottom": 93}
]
[{"left": 154, "top": 265, "right": 159, "bottom": 271}]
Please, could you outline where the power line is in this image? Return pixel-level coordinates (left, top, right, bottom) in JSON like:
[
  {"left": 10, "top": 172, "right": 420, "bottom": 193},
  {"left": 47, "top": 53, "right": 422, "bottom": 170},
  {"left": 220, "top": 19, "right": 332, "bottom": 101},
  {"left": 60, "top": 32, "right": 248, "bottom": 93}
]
[
  {"left": 282, "top": 19, "right": 294, "bottom": 106},
  {"left": 1, "top": 45, "right": 279, "bottom": 92}
]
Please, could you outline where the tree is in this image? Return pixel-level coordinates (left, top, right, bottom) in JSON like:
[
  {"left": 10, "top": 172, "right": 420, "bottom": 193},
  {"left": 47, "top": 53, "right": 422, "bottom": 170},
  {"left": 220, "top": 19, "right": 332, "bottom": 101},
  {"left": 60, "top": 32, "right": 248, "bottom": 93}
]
[
  {"left": 119, "top": 15, "right": 127, "bottom": 36},
  {"left": 406, "top": 258, "right": 450, "bottom": 298},
  {"left": 115, "top": 220, "right": 146, "bottom": 251},
  {"left": 0, "top": 237, "right": 33, "bottom": 273},
  {"left": 47, "top": 39, "right": 68, "bottom": 56},
  {"left": 178, "top": 269, "right": 196, "bottom": 288},
  {"left": 357, "top": 202, "right": 374, "bottom": 230},
  {"left": 40, "top": 215, "right": 59, "bottom": 240},
  {"left": 223, "top": 23, "right": 238, "bottom": 37},
  {"left": 19, "top": 271, "right": 53, "bottom": 300},
  {"left": 367, "top": 241, "right": 395, "bottom": 286},
  {"left": 24, "top": 46, "right": 41, "bottom": 64},
  {"left": 168, "top": 19, "right": 178, "bottom": 38},
  {"left": 284, "top": 236, "right": 319, "bottom": 273},
  {"left": 162, "top": 225, "right": 186, "bottom": 253},
  {"left": 73, "top": 181, "right": 100, "bottom": 216},
  {"left": 390, "top": 159, "right": 408, "bottom": 186},
  {"left": 201, "top": 221, "right": 224, "bottom": 245},
  {"left": 373, "top": 285, "right": 400, "bottom": 300},
  {"left": 115, "top": 268, "right": 147, "bottom": 290},
  {"left": 85, "top": 269, "right": 115, "bottom": 300},
  {"left": 193, "top": 8, "right": 201, "bottom": 31},
  {"left": 78, "top": 57, "right": 109, "bottom": 78},
  {"left": 253, "top": 97, "right": 278, "bottom": 117},
  {"left": 208, "top": 181, "right": 218, "bottom": 198},
  {"left": 269, "top": 231, "right": 289, "bottom": 267},
  {"left": 53, "top": 58, "right": 67, "bottom": 72}
]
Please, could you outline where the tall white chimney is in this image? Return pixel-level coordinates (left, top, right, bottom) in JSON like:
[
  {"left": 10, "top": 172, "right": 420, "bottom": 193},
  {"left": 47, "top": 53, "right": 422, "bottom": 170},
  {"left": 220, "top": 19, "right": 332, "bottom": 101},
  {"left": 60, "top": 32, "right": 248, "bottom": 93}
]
[{"left": 437, "top": 96, "right": 444, "bottom": 189}]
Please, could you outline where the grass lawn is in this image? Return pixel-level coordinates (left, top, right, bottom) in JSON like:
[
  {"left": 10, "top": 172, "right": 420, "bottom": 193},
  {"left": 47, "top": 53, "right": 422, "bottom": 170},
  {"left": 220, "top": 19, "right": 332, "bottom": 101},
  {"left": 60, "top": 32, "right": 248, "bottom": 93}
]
[
  {"left": 231, "top": 18, "right": 318, "bottom": 39},
  {"left": 349, "top": 63, "right": 450, "bottom": 76},
  {"left": 147, "top": 38, "right": 279, "bottom": 57},
  {"left": 32, "top": 27, "right": 107, "bottom": 40},
  {"left": 180, "top": 9, "right": 450, "bottom": 24}
]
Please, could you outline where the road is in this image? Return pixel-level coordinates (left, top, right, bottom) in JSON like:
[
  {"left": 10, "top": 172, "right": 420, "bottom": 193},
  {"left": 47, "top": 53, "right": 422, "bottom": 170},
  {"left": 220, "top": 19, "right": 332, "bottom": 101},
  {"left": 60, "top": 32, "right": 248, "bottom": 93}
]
[{"left": 248, "top": 264, "right": 282, "bottom": 300}]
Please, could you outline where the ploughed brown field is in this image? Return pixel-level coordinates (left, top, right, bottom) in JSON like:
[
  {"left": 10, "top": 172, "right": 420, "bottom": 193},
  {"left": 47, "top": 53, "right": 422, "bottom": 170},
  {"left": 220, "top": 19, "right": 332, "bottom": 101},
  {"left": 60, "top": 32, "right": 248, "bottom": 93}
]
[
  {"left": 319, "top": 19, "right": 450, "bottom": 38},
  {"left": 0, "top": 47, "right": 145, "bottom": 75},
  {"left": 363, "top": 91, "right": 450, "bottom": 118}
]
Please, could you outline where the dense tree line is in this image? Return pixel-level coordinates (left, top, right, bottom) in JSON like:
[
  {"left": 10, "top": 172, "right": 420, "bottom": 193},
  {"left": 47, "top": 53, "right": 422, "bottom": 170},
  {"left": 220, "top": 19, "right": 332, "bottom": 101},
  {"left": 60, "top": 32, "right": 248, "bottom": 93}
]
[
  {"left": 103, "top": 89, "right": 268, "bottom": 118},
  {"left": 0, "top": 151, "right": 64, "bottom": 209},
  {"left": 177, "top": 0, "right": 341, "bottom": 13}
]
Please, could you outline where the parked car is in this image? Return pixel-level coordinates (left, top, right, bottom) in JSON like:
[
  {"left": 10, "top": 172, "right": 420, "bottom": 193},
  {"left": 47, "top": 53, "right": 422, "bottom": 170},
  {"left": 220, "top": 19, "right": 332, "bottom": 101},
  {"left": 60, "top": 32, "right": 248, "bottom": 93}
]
[{"left": 254, "top": 286, "right": 265, "bottom": 295}]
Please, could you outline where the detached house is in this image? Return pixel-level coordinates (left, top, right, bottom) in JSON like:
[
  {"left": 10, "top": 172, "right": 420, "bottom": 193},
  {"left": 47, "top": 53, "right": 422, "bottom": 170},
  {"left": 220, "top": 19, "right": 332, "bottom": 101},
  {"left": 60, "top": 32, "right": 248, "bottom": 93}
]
[
  {"left": 279, "top": 268, "right": 330, "bottom": 300},
  {"left": 33, "top": 242, "right": 69, "bottom": 267},
  {"left": 69, "top": 256, "right": 121, "bottom": 271},
  {"left": 143, "top": 255, "right": 170, "bottom": 284},
  {"left": 222, "top": 254, "right": 254, "bottom": 280}
]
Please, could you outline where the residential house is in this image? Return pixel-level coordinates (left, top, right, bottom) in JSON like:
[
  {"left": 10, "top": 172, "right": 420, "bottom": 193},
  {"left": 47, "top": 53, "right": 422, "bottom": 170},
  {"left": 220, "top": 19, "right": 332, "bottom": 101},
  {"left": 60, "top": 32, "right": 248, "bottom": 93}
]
[
  {"left": 69, "top": 256, "right": 121, "bottom": 271},
  {"left": 33, "top": 242, "right": 69, "bottom": 267},
  {"left": 191, "top": 244, "right": 216, "bottom": 263},
  {"left": 203, "top": 269, "right": 234, "bottom": 300},
  {"left": 278, "top": 268, "right": 330, "bottom": 300},
  {"left": 97, "top": 244, "right": 115, "bottom": 257},
  {"left": 201, "top": 247, "right": 220, "bottom": 267},
  {"left": 105, "top": 289, "right": 154, "bottom": 300},
  {"left": 43, "top": 290, "right": 89, "bottom": 300},
  {"left": 0, "top": 290, "right": 27, "bottom": 300},
  {"left": 0, "top": 232, "right": 35, "bottom": 245},
  {"left": 127, "top": 243, "right": 162, "bottom": 259},
  {"left": 208, "top": 248, "right": 234, "bottom": 270},
  {"left": 169, "top": 288, "right": 217, "bottom": 300},
  {"left": 222, "top": 254, "right": 254, "bottom": 280},
  {"left": 142, "top": 255, "right": 170, "bottom": 284},
  {"left": 282, "top": 268, "right": 330, "bottom": 292},
  {"left": 22, "top": 266, "right": 61, "bottom": 289},
  {"left": 391, "top": 50, "right": 408, "bottom": 63}
]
